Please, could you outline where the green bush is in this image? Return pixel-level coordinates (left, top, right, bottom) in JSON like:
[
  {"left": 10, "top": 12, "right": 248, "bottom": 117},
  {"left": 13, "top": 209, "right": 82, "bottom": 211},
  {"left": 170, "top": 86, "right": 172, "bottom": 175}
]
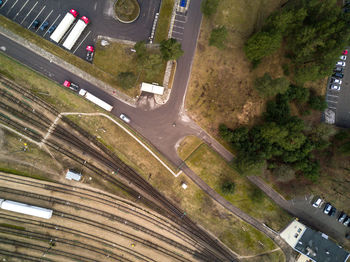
[
  {"left": 254, "top": 73, "right": 290, "bottom": 98},
  {"left": 201, "top": 0, "right": 219, "bottom": 17},
  {"left": 209, "top": 26, "right": 228, "bottom": 49},
  {"left": 308, "top": 92, "right": 327, "bottom": 111},
  {"left": 160, "top": 38, "right": 184, "bottom": 61},
  {"left": 221, "top": 181, "right": 235, "bottom": 195}
]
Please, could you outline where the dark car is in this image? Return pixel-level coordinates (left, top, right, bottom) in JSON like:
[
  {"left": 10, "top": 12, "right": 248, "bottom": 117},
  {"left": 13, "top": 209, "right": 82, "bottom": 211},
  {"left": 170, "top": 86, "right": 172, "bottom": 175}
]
[
  {"left": 334, "top": 67, "right": 343, "bottom": 73},
  {"left": 333, "top": 72, "right": 344, "bottom": 78},
  {"left": 338, "top": 212, "right": 347, "bottom": 223},
  {"left": 344, "top": 217, "right": 350, "bottom": 227},
  {"left": 329, "top": 207, "right": 337, "bottom": 217},
  {"left": 86, "top": 45, "right": 94, "bottom": 62},
  {"left": 346, "top": 233, "right": 350, "bottom": 240},
  {"left": 48, "top": 25, "right": 56, "bottom": 35},
  {"left": 0, "top": 0, "right": 3, "bottom": 7},
  {"left": 31, "top": 20, "right": 40, "bottom": 30},
  {"left": 40, "top": 21, "right": 49, "bottom": 31}
]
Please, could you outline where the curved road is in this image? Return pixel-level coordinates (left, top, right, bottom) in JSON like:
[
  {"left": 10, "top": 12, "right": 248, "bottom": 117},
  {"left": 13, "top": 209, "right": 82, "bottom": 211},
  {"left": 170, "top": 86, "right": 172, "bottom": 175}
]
[{"left": 0, "top": 0, "right": 295, "bottom": 260}]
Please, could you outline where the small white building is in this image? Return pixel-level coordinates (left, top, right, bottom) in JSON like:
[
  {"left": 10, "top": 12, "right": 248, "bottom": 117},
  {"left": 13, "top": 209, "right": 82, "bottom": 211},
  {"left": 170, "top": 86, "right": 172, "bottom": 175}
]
[
  {"left": 181, "top": 182, "right": 188, "bottom": 190},
  {"left": 65, "top": 169, "right": 82, "bottom": 181},
  {"left": 141, "top": 82, "right": 164, "bottom": 95}
]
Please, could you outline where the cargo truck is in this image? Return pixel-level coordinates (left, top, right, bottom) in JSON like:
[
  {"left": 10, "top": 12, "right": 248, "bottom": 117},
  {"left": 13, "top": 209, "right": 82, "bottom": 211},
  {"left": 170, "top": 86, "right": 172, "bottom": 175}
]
[
  {"left": 62, "top": 16, "right": 89, "bottom": 50},
  {"left": 78, "top": 89, "right": 113, "bottom": 112},
  {"left": 50, "top": 9, "right": 78, "bottom": 43}
]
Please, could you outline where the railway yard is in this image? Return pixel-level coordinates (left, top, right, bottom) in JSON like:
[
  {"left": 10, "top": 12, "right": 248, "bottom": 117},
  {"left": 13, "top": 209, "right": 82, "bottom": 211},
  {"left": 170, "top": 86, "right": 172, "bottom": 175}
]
[{"left": 0, "top": 75, "right": 237, "bottom": 261}]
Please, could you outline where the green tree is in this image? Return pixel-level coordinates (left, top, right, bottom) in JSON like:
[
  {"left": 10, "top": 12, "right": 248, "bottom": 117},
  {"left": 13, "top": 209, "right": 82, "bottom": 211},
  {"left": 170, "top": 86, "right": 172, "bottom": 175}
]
[
  {"left": 244, "top": 32, "right": 282, "bottom": 62},
  {"left": 254, "top": 73, "right": 290, "bottom": 98},
  {"left": 117, "top": 72, "right": 137, "bottom": 89},
  {"left": 221, "top": 181, "right": 235, "bottom": 195},
  {"left": 285, "top": 85, "right": 310, "bottom": 103},
  {"left": 209, "top": 26, "right": 228, "bottom": 49},
  {"left": 160, "top": 38, "right": 184, "bottom": 61},
  {"left": 249, "top": 187, "right": 264, "bottom": 203},
  {"left": 308, "top": 92, "right": 327, "bottom": 111},
  {"left": 201, "top": 0, "right": 219, "bottom": 17},
  {"left": 134, "top": 41, "right": 147, "bottom": 61}
]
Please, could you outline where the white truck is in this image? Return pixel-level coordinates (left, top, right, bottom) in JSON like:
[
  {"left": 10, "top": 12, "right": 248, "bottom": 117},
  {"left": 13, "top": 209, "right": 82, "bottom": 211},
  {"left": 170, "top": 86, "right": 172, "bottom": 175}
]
[
  {"left": 78, "top": 89, "right": 113, "bottom": 112},
  {"left": 50, "top": 9, "right": 78, "bottom": 43},
  {"left": 62, "top": 16, "right": 90, "bottom": 50}
]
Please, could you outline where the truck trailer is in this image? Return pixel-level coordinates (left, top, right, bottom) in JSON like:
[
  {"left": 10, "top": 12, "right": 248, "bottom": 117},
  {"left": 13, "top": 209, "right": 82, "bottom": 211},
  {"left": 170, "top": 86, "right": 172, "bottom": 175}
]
[
  {"left": 50, "top": 9, "right": 78, "bottom": 43},
  {"left": 62, "top": 16, "right": 89, "bottom": 50},
  {"left": 78, "top": 89, "right": 113, "bottom": 112}
]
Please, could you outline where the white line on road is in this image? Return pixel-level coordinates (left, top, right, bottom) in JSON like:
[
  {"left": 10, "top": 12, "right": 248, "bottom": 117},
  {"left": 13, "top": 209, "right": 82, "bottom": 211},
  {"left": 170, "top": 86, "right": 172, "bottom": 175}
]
[
  {"left": 27, "top": 5, "right": 45, "bottom": 29},
  {"left": 36, "top": 9, "right": 53, "bottom": 32},
  {"left": 73, "top": 30, "right": 91, "bottom": 54},
  {"left": 6, "top": 0, "right": 18, "bottom": 15},
  {"left": 172, "top": 30, "right": 183, "bottom": 35},
  {"left": 13, "top": 0, "right": 29, "bottom": 20},
  {"left": 327, "top": 94, "right": 338, "bottom": 97},
  {"left": 173, "top": 25, "right": 184, "bottom": 29},
  {"left": 0, "top": 0, "right": 9, "bottom": 9},
  {"left": 327, "top": 100, "right": 338, "bottom": 104},
  {"left": 328, "top": 106, "right": 336, "bottom": 109},
  {"left": 175, "top": 13, "right": 186, "bottom": 18},
  {"left": 174, "top": 19, "right": 185, "bottom": 23},
  {"left": 43, "top": 13, "right": 60, "bottom": 37},
  {"left": 20, "top": 1, "right": 37, "bottom": 24}
]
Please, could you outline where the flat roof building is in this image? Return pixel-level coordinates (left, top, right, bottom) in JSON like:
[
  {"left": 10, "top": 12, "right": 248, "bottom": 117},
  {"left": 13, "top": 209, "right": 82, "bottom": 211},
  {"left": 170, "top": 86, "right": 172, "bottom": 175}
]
[
  {"left": 140, "top": 82, "right": 164, "bottom": 95},
  {"left": 65, "top": 169, "right": 82, "bottom": 181},
  {"left": 281, "top": 220, "right": 349, "bottom": 262}
]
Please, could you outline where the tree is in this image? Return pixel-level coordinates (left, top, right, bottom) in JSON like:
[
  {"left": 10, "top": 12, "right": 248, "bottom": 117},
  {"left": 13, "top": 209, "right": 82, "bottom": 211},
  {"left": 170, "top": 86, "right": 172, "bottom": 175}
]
[
  {"left": 254, "top": 73, "right": 290, "bottom": 98},
  {"left": 284, "top": 85, "right": 310, "bottom": 103},
  {"left": 308, "top": 92, "right": 327, "bottom": 111},
  {"left": 201, "top": 0, "right": 219, "bottom": 17},
  {"left": 221, "top": 181, "right": 235, "bottom": 195},
  {"left": 244, "top": 32, "right": 282, "bottom": 63},
  {"left": 134, "top": 41, "right": 147, "bottom": 61},
  {"left": 117, "top": 72, "right": 137, "bottom": 89},
  {"left": 209, "top": 26, "right": 228, "bottom": 49},
  {"left": 160, "top": 38, "right": 184, "bottom": 61}
]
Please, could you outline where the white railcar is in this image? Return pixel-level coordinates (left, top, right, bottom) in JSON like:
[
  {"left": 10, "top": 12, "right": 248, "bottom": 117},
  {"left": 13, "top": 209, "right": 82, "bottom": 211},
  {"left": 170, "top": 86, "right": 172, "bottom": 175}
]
[{"left": 0, "top": 200, "right": 53, "bottom": 219}]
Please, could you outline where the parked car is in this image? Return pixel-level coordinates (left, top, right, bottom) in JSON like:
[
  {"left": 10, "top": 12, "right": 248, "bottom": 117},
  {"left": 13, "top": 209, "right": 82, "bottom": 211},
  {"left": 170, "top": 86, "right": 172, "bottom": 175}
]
[
  {"left": 324, "top": 203, "right": 332, "bottom": 215},
  {"left": 340, "top": 55, "right": 347, "bottom": 61},
  {"left": 343, "top": 49, "right": 348, "bottom": 55},
  {"left": 343, "top": 217, "right": 350, "bottom": 227},
  {"left": 333, "top": 72, "right": 344, "bottom": 78},
  {"left": 338, "top": 212, "right": 347, "bottom": 223},
  {"left": 334, "top": 67, "right": 343, "bottom": 73},
  {"left": 312, "top": 198, "right": 323, "bottom": 208},
  {"left": 31, "top": 20, "right": 40, "bottom": 30},
  {"left": 336, "top": 61, "right": 346, "bottom": 67},
  {"left": 40, "top": 21, "right": 49, "bottom": 31},
  {"left": 63, "top": 80, "right": 79, "bottom": 92},
  {"left": 329, "top": 84, "right": 340, "bottom": 91},
  {"left": 0, "top": 0, "right": 3, "bottom": 7},
  {"left": 120, "top": 114, "right": 131, "bottom": 123},
  {"left": 331, "top": 78, "right": 342, "bottom": 85},
  {"left": 329, "top": 207, "right": 337, "bottom": 217},
  {"left": 48, "top": 25, "right": 57, "bottom": 35},
  {"left": 86, "top": 45, "right": 94, "bottom": 62}
]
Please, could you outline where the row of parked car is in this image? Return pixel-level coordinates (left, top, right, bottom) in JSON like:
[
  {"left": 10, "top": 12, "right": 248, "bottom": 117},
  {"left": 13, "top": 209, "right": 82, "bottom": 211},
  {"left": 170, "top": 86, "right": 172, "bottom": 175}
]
[
  {"left": 329, "top": 50, "right": 348, "bottom": 91},
  {"left": 313, "top": 198, "right": 350, "bottom": 227}
]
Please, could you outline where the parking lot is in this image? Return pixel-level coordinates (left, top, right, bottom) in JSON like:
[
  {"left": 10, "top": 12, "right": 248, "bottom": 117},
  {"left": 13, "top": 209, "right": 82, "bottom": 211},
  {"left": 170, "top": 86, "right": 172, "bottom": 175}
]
[
  {"left": 171, "top": 11, "right": 187, "bottom": 42},
  {"left": 290, "top": 195, "right": 350, "bottom": 244},
  {"left": 325, "top": 49, "right": 350, "bottom": 128},
  {"left": 0, "top": 0, "right": 161, "bottom": 58}
]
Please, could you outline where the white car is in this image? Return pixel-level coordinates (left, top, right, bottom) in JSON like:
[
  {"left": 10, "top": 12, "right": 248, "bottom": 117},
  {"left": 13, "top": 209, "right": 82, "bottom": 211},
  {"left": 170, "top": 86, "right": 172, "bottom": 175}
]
[
  {"left": 329, "top": 84, "right": 340, "bottom": 91},
  {"left": 331, "top": 78, "right": 342, "bottom": 85},
  {"left": 312, "top": 198, "right": 322, "bottom": 208},
  {"left": 340, "top": 55, "right": 347, "bottom": 61},
  {"left": 336, "top": 61, "right": 346, "bottom": 67},
  {"left": 120, "top": 114, "right": 131, "bottom": 123}
]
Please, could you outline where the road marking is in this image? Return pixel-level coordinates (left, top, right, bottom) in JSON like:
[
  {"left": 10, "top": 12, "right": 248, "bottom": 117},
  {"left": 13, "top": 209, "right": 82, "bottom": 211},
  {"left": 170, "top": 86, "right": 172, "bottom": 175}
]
[
  {"left": 175, "top": 13, "right": 186, "bottom": 18},
  {"left": 20, "top": 1, "right": 37, "bottom": 24},
  {"left": 327, "top": 100, "right": 338, "bottom": 104},
  {"left": 13, "top": 0, "right": 29, "bottom": 20},
  {"left": 6, "top": 0, "right": 18, "bottom": 15},
  {"left": 172, "top": 30, "right": 183, "bottom": 35},
  {"left": 27, "top": 5, "right": 45, "bottom": 29},
  {"left": 174, "top": 19, "right": 186, "bottom": 23},
  {"left": 327, "top": 94, "right": 338, "bottom": 97},
  {"left": 73, "top": 30, "right": 91, "bottom": 54},
  {"left": 0, "top": 0, "right": 9, "bottom": 9},
  {"left": 173, "top": 25, "right": 184, "bottom": 29},
  {"left": 328, "top": 106, "right": 336, "bottom": 109},
  {"left": 43, "top": 13, "right": 60, "bottom": 37},
  {"left": 172, "top": 37, "right": 182, "bottom": 41},
  {"left": 36, "top": 9, "right": 53, "bottom": 32},
  {"left": 94, "top": 2, "right": 97, "bottom": 10}
]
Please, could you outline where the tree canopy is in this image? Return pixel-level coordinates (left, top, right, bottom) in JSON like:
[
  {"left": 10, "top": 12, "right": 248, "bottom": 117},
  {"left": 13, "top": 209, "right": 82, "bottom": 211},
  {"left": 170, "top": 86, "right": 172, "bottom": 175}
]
[
  {"left": 209, "top": 26, "right": 228, "bottom": 49},
  {"left": 254, "top": 73, "right": 290, "bottom": 98},
  {"left": 160, "top": 38, "right": 184, "bottom": 61},
  {"left": 201, "top": 0, "right": 219, "bottom": 17}
]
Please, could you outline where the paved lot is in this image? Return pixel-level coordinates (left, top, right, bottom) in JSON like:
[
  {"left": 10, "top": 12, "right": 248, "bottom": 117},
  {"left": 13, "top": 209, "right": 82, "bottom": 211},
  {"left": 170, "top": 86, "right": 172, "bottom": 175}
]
[
  {"left": 325, "top": 54, "right": 350, "bottom": 128},
  {"left": 0, "top": 0, "right": 161, "bottom": 58}
]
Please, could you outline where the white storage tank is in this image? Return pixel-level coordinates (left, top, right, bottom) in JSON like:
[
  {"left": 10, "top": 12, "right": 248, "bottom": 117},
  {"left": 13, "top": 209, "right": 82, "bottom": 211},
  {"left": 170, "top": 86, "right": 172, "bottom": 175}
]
[{"left": 1, "top": 200, "right": 53, "bottom": 219}]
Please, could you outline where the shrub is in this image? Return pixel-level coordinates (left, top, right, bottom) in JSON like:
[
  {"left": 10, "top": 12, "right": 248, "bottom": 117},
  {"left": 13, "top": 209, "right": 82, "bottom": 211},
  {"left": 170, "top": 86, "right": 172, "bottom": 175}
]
[
  {"left": 221, "top": 181, "right": 235, "bottom": 195},
  {"left": 201, "top": 0, "right": 219, "bottom": 17},
  {"left": 209, "top": 26, "right": 228, "bottom": 49}
]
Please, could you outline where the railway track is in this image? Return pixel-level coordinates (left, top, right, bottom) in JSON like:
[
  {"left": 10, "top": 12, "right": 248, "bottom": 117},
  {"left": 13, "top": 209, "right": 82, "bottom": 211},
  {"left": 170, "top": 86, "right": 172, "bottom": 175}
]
[{"left": 0, "top": 76, "right": 237, "bottom": 262}]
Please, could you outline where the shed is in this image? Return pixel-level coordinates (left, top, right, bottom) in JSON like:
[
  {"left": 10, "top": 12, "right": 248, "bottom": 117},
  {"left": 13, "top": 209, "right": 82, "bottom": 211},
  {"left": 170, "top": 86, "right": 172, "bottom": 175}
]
[
  {"left": 65, "top": 169, "right": 82, "bottom": 181},
  {"left": 1, "top": 200, "right": 53, "bottom": 219},
  {"left": 141, "top": 82, "right": 164, "bottom": 95}
]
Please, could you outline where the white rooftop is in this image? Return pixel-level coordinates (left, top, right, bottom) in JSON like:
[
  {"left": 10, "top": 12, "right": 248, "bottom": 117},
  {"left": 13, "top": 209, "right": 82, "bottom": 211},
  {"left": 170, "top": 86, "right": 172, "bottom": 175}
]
[{"left": 65, "top": 170, "right": 82, "bottom": 181}]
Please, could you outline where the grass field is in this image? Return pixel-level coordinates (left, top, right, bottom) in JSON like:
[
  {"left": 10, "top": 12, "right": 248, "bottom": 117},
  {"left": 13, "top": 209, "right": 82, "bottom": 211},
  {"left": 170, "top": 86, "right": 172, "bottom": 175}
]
[
  {"left": 178, "top": 136, "right": 292, "bottom": 231},
  {"left": 154, "top": 0, "right": 175, "bottom": 42}
]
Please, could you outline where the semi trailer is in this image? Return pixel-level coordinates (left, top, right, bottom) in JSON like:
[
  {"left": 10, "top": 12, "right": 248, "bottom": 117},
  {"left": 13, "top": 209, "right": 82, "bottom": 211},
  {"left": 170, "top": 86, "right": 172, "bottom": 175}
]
[
  {"left": 78, "top": 89, "right": 113, "bottom": 112},
  {"left": 50, "top": 9, "right": 78, "bottom": 43},
  {"left": 62, "top": 16, "right": 90, "bottom": 50}
]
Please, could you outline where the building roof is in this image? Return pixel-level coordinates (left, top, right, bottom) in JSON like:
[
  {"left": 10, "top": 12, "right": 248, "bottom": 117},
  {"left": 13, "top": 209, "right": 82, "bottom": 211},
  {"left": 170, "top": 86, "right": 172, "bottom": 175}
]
[
  {"left": 141, "top": 82, "right": 164, "bottom": 95},
  {"left": 65, "top": 170, "right": 82, "bottom": 181},
  {"left": 1, "top": 200, "right": 53, "bottom": 219}
]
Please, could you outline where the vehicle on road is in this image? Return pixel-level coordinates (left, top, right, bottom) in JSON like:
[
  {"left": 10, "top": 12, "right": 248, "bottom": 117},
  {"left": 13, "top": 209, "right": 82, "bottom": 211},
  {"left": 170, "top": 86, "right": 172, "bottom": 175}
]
[
  {"left": 40, "top": 21, "right": 49, "bottom": 31},
  {"left": 48, "top": 25, "right": 57, "bottom": 35},
  {"left": 63, "top": 16, "right": 90, "bottom": 50},
  {"left": 31, "top": 20, "right": 40, "bottom": 30},
  {"left": 329, "top": 84, "right": 340, "bottom": 91},
  {"left": 338, "top": 212, "right": 347, "bottom": 223},
  {"left": 343, "top": 49, "right": 348, "bottom": 55},
  {"left": 120, "top": 114, "right": 131, "bottom": 123},
  {"left": 336, "top": 61, "right": 346, "bottom": 67},
  {"left": 86, "top": 45, "right": 94, "bottom": 62},
  {"left": 78, "top": 89, "right": 113, "bottom": 111},
  {"left": 334, "top": 67, "right": 343, "bottom": 73},
  {"left": 63, "top": 80, "right": 79, "bottom": 92},
  {"left": 330, "top": 78, "right": 342, "bottom": 85},
  {"left": 323, "top": 203, "right": 332, "bottom": 215},
  {"left": 333, "top": 72, "right": 344, "bottom": 78},
  {"left": 340, "top": 55, "right": 347, "bottom": 60},
  {"left": 343, "top": 217, "right": 350, "bottom": 227},
  {"left": 50, "top": 9, "right": 78, "bottom": 43},
  {"left": 329, "top": 207, "right": 337, "bottom": 217},
  {"left": 312, "top": 198, "right": 322, "bottom": 208}
]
